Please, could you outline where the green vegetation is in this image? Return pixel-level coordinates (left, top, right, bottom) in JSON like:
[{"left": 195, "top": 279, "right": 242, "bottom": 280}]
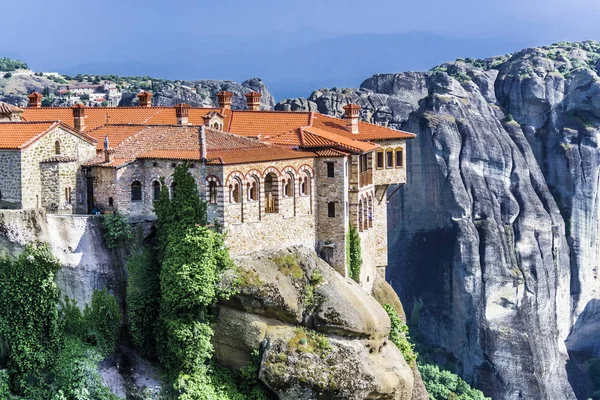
[
  {"left": 0, "top": 244, "right": 119, "bottom": 399},
  {"left": 384, "top": 304, "right": 417, "bottom": 365},
  {"left": 585, "top": 358, "right": 600, "bottom": 400},
  {"left": 127, "top": 162, "right": 271, "bottom": 398},
  {"left": 276, "top": 253, "right": 303, "bottom": 279},
  {"left": 385, "top": 303, "right": 489, "bottom": 400},
  {"left": 3, "top": 73, "right": 11, "bottom": 79},
  {"left": 0, "top": 57, "right": 28, "bottom": 71},
  {"left": 347, "top": 226, "right": 362, "bottom": 282},
  {"left": 101, "top": 211, "right": 134, "bottom": 249}
]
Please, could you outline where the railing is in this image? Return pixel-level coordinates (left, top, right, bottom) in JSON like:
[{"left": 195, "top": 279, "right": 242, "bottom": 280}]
[
  {"left": 359, "top": 170, "right": 373, "bottom": 187},
  {"left": 265, "top": 193, "right": 276, "bottom": 213}
]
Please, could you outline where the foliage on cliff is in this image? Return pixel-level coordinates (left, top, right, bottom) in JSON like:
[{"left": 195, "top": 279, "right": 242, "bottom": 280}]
[
  {"left": 101, "top": 211, "right": 134, "bottom": 249},
  {"left": 123, "top": 163, "right": 271, "bottom": 398},
  {"left": 347, "top": 226, "right": 362, "bottom": 282},
  {"left": 0, "top": 244, "right": 120, "bottom": 399}
]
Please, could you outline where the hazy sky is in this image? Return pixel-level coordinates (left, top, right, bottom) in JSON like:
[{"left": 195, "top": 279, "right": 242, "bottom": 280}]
[{"left": 3, "top": 0, "right": 600, "bottom": 97}]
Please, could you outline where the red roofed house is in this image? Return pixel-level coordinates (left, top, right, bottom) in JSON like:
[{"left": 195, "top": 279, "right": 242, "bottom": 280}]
[{"left": 6, "top": 91, "right": 416, "bottom": 289}]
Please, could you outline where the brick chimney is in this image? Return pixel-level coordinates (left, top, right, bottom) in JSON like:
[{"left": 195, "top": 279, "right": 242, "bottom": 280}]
[
  {"left": 245, "top": 92, "right": 262, "bottom": 111},
  {"left": 199, "top": 125, "right": 207, "bottom": 160},
  {"left": 28, "top": 92, "right": 43, "bottom": 108},
  {"left": 343, "top": 104, "right": 360, "bottom": 134},
  {"left": 216, "top": 91, "right": 233, "bottom": 109},
  {"left": 72, "top": 104, "right": 86, "bottom": 131},
  {"left": 175, "top": 103, "right": 191, "bottom": 125},
  {"left": 137, "top": 91, "right": 153, "bottom": 107}
]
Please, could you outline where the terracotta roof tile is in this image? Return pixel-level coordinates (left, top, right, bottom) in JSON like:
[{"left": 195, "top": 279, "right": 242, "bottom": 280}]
[
  {"left": 312, "top": 113, "right": 415, "bottom": 141},
  {"left": 301, "top": 127, "right": 379, "bottom": 153},
  {"left": 0, "top": 121, "right": 59, "bottom": 149},
  {"left": 227, "top": 111, "right": 311, "bottom": 136},
  {"left": 0, "top": 102, "right": 23, "bottom": 114}
]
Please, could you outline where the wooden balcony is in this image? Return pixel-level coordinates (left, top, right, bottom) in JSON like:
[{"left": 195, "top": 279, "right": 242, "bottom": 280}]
[{"left": 359, "top": 170, "right": 373, "bottom": 187}]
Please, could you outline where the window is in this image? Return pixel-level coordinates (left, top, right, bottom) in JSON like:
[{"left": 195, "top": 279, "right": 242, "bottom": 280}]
[
  {"left": 64, "top": 187, "right": 71, "bottom": 204},
  {"left": 376, "top": 151, "right": 384, "bottom": 169},
  {"left": 395, "top": 148, "right": 403, "bottom": 168},
  {"left": 190, "top": 163, "right": 196, "bottom": 168},
  {"left": 326, "top": 162, "right": 335, "bottom": 178},
  {"left": 153, "top": 162, "right": 158, "bottom": 168},
  {"left": 283, "top": 177, "right": 292, "bottom": 197},
  {"left": 54, "top": 140, "right": 61, "bottom": 155},
  {"left": 171, "top": 163, "right": 176, "bottom": 168},
  {"left": 328, "top": 202, "right": 336, "bottom": 218},
  {"left": 152, "top": 181, "right": 161, "bottom": 201},
  {"left": 230, "top": 183, "right": 240, "bottom": 203},
  {"left": 170, "top": 182, "right": 177, "bottom": 199},
  {"left": 108, "top": 197, "right": 114, "bottom": 207},
  {"left": 209, "top": 181, "right": 218, "bottom": 204},
  {"left": 248, "top": 180, "right": 257, "bottom": 201},
  {"left": 386, "top": 149, "right": 394, "bottom": 169},
  {"left": 131, "top": 181, "right": 142, "bottom": 201},
  {"left": 300, "top": 176, "right": 308, "bottom": 195}
]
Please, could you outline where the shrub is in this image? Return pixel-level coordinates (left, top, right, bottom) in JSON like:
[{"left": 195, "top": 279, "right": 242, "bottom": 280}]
[
  {"left": 419, "top": 363, "right": 489, "bottom": 400},
  {"left": 126, "top": 247, "right": 161, "bottom": 356},
  {"left": 384, "top": 304, "right": 417, "bottom": 365},
  {"left": 2, "top": 73, "right": 11, "bottom": 79},
  {"left": 83, "top": 289, "right": 121, "bottom": 355},
  {"left": 0, "top": 244, "right": 62, "bottom": 393},
  {"left": 102, "top": 212, "right": 134, "bottom": 249},
  {"left": 347, "top": 227, "right": 362, "bottom": 282},
  {"left": 51, "top": 336, "right": 118, "bottom": 400}
]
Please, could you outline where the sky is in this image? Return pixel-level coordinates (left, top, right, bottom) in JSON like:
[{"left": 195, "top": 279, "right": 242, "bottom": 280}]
[{"left": 3, "top": 0, "right": 600, "bottom": 99}]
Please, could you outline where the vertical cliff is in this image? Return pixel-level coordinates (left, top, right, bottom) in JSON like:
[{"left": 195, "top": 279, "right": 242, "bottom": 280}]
[{"left": 276, "top": 41, "right": 600, "bottom": 399}]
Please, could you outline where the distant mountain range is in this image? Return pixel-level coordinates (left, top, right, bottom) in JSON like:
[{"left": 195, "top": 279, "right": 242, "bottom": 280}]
[{"left": 45, "top": 31, "right": 535, "bottom": 100}]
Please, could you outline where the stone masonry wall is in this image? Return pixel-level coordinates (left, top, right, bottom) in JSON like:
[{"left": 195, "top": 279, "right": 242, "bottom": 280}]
[
  {"left": 222, "top": 158, "right": 316, "bottom": 255},
  {"left": 373, "top": 139, "right": 407, "bottom": 185},
  {"left": 0, "top": 150, "right": 22, "bottom": 208},
  {"left": 20, "top": 127, "right": 96, "bottom": 212},
  {"left": 315, "top": 156, "right": 349, "bottom": 275}
]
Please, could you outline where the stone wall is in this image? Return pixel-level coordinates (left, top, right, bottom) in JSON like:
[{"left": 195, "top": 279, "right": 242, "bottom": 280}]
[
  {"left": 0, "top": 150, "right": 22, "bottom": 208},
  {"left": 222, "top": 158, "right": 316, "bottom": 255},
  {"left": 19, "top": 126, "right": 96, "bottom": 212},
  {"left": 315, "top": 156, "right": 349, "bottom": 275}
]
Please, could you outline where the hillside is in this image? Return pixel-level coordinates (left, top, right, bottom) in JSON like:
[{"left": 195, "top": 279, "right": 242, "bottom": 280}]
[
  {"left": 0, "top": 61, "right": 274, "bottom": 110},
  {"left": 277, "top": 40, "right": 600, "bottom": 400}
]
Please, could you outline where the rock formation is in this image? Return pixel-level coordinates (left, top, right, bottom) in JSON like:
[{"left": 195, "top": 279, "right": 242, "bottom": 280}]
[
  {"left": 276, "top": 41, "right": 600, "bottom": 400},
  {"left": 214, "top": 246, "right": 421, "bottom": 400}
]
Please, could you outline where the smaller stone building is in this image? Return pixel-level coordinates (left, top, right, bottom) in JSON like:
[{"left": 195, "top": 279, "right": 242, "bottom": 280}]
[{"left": 0, "top": 104, "right": 97, "bottom": 211}]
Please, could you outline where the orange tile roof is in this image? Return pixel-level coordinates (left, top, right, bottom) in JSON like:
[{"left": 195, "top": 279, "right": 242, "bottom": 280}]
[
  {"left": 0, "top": 102, "right": 23, "bottom": 115},
  {"left": 311, "top": 113, "right": 415, "bottom": 141},
  {"left": 301, "top": 127, "right": 378, "bottom": 153},
  {"left": 87, "top": 124, "right": 147, "bottom": 151},
  {"left": 0, "top": 121, "right": 96, "bottom": 149},
  {"left": 226, "top": 111, "right": 311, "bottom": 137}
]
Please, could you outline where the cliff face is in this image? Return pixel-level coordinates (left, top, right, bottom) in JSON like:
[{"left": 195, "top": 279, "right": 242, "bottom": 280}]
[{"left": 276, "top": 41, "right": 600, "bottom": 400}]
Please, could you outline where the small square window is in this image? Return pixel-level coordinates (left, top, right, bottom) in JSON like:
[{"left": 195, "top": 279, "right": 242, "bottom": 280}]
[
  {"left": 153, "top": 162, "right": 158, "bottom": 168},
  {"left": 328, "top": 202, "right": 336, "bottom": 218},
  {"left": 326, "top": 162, "right": 335, "bottom": 178},
  {"left": 171, "top": 163, "right": 176, "bottom": 168}
]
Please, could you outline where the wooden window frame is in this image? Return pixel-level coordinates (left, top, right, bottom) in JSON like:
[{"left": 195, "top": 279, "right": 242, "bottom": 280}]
[
  {"left": 376, "top": 150, "right": 384, "bottom": 170},
  {"left": 152, "top": 181, "right": 161, "bottom": 202},
  {"left": 327, "top": 202, "right": 336, "bottom": 218},
  {"left": 385, "top": 149, "right": 394, "bottom": 169},
  {"left": 131, "top": 181, "right": 143, "bottom": 202},
  {"left": 395, "top": 147, "right": 403, "bottom": 168},
  {"left": 209, "top": 181, "right": 218, "bottom": 204}
]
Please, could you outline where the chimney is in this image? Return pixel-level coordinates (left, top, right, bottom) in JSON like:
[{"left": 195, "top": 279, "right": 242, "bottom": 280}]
[
  {"left": 175, "top": 103, "right": 191, "bottom": 125},
  {"left": 216, "top": 91, "right": 233, "bottom": 109},
  {"left": 199, "top": 125, "right": 207, "bottom": 161},
  {"left": 343, "top": 103, "right": 360, "bottom": 134},
  {"left": 27, "top": 92, "right": 43, "bottom": 108},
  {"left": 245, "top": 91, "right": 262, "bottom": 111},
  {"left": 104, "top": 148, "right": 115, "bottom": 163},
  {"left": 72, "top": 104, "right": 86, "bottom": 131},
  {"left": 137, "top": 91, "right": 153, "bottom": 107}
]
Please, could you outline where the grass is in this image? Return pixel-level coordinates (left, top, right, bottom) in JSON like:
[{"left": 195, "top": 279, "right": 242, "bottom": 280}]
[{"left": 275, "top": 254, "right": 303, "bottom": 279}]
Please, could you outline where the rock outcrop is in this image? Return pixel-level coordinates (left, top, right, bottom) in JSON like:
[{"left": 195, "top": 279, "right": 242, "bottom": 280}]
[
  {"left": 214, "top": 246, "right": 416, "bottom": 399},
  {"left": 277, "top": 41, "right": 600, "bottom": 400}
]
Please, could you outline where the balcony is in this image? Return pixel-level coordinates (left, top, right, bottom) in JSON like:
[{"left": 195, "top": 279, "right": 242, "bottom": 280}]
[{"left": 359, "top": 170, "right": 373, "bottom": 187}]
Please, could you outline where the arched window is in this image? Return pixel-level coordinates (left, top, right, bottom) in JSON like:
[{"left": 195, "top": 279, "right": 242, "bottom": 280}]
[
  {"left": 54, "top": 140, "right": 61, "bottom": 155},
  {"left": 230, "top": 182, "right": 240, "bottom": 203},
  {"left": 131, "top": 181, "right": 142, "bottom": 201},
  {"left": 368, "top": 195, "right": 373, "bottom": 228},
  {"left": 282, "top": 178, "right": 292, "bottom": 197},
  {"left": 264, "top": 173, "right": 278, "bottom": 213},
  {"left": 358, "top": 199, "right": 364, "bottom": 231},
  {"left": 152, "top": 181, "right": 161, "bottom": 201},
  {"left": 248, "top": 179, "right": 258, "bottom": 201},
  {"left": 170, "top": 182, "right": 177, "bottom": 199},
  {"left": 208, "top": 181, "right": 218, "bottom": 204}
]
